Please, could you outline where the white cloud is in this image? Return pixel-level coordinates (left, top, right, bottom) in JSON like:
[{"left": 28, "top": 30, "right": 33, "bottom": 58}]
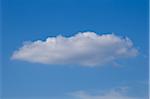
[
  {"left": 70, "top": 89, "right": 141, "bottom": 99},
  {"left": 11, "top": 32, "right": 138, "bottom": 66}
]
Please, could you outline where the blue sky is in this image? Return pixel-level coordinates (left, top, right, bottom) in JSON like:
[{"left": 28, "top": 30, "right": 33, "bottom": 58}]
[{"left": 1, "top": 0, "right": 149, "bottom": 99}]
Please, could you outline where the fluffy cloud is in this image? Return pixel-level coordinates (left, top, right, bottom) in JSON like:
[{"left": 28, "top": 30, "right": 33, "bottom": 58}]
[{"left": 11, "top": 32, "right": 138, "bottom": 66}]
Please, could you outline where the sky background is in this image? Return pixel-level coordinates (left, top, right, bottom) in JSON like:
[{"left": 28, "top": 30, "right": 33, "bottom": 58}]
[{"left": 1, "top": 0, "right": 149, "bottom": 99}]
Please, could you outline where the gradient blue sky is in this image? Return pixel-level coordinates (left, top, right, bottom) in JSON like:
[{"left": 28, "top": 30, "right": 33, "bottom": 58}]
[{"left": 2, "top": 0, "right": 149, "bottom": 99}]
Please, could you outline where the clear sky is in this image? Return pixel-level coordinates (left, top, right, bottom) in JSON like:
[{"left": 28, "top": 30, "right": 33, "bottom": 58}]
[{"left": 1, "top": 0, "right": 149, "bottom": 99}]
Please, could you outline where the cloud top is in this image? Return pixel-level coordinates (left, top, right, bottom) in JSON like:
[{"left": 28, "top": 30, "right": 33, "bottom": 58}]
[{"left": 12, "top": 32, "right": 138, "bottom": 66}]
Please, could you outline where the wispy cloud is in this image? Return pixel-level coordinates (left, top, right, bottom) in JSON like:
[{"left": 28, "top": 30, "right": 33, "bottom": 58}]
[
  {"left": 11, "top": 32, "right": 138, "bottom": 67},
  {"left": 70, "top": 87, "right": 144, "bottom": 99}
]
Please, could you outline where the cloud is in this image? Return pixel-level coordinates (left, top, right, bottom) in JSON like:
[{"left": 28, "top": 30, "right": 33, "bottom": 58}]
[
  {"left": 11, "top": 32, "right": 138, "bottom": 66},
  {"left": 70, "top": 89, "right": 142, "bottom": 99}
]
